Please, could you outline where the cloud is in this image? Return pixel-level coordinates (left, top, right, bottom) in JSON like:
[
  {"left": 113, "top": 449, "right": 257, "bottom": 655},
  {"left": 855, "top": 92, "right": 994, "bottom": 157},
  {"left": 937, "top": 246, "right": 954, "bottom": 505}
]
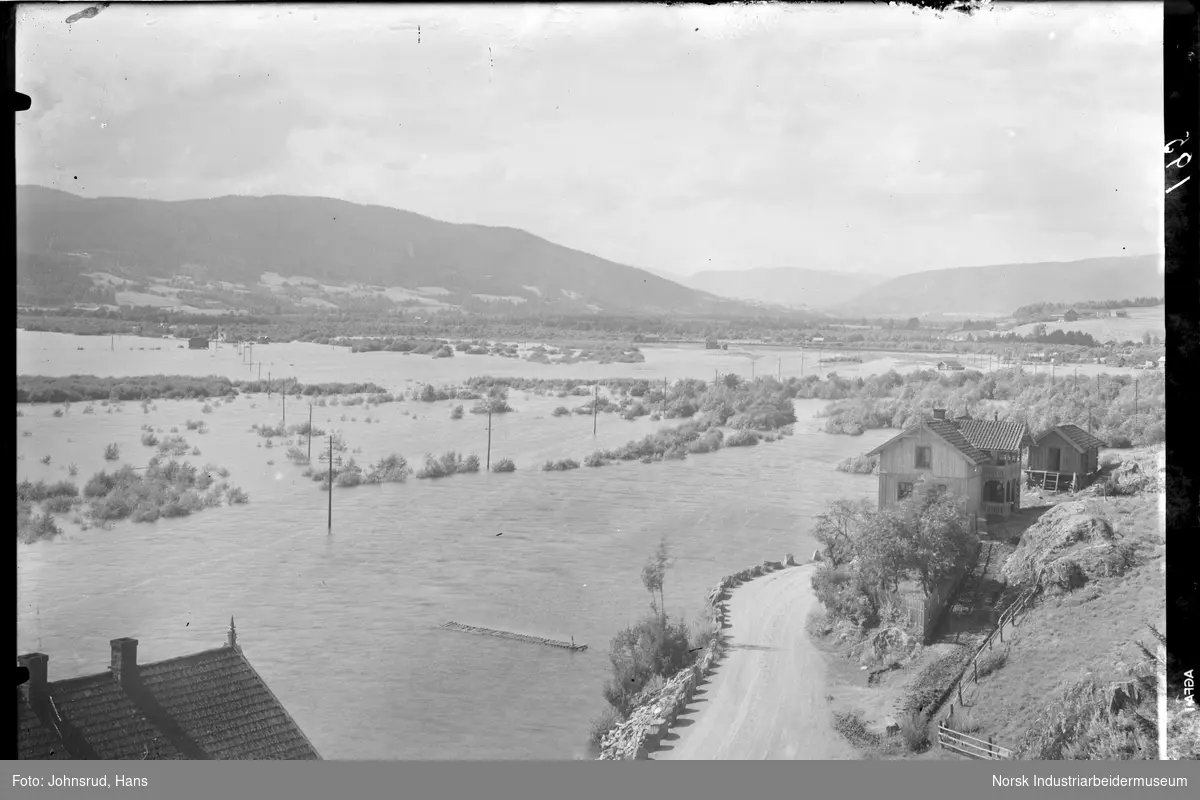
[{"left": 15, "top": 2, "right": 1162, "bottom": 275}]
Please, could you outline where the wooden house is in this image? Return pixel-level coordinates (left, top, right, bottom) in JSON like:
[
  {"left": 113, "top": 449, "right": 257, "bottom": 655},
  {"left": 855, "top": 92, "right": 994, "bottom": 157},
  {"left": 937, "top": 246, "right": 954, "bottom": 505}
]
[
  {"left": 1063, "top": 308, "right": 1080, "bottom": 322},
  {"left": 188, "top": 337, "right": 209, "bottom": 350},
  {"left": 865, "top": 409, "right": 1033, "bottom": 520},
  {"left": 17, "top": 620, "right": 321, "bottom": 760},
  {"left": 937, "top": 359, "right": 965, "bottom": 371},
  {"left": 1026, "top": 424, "right": 1108, "bottom": 492},
  {"left": 704, "top": 337, "right": 721, "bottom": 350}
]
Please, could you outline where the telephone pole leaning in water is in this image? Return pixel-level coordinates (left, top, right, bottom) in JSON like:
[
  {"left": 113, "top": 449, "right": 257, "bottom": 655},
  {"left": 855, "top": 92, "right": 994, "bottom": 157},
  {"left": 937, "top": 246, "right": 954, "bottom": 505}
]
[
  {"left": 307, "top": 404, "right": 313, "bottom": 462},
  {"left": 592, "top": 384, "right": 598, "bottom": 436},
  {"left": 486, "top": 402, "right": 492, "bottom": 471}
]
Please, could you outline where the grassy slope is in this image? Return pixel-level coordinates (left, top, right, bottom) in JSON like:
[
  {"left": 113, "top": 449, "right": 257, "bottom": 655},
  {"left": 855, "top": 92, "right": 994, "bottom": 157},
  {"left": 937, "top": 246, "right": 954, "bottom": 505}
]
[
  {"left": 1007, "top": 305, "right": 1165, "bottom": 343},
  {"left": 955, "top": 515, "right": 1163, "bottom": 747}
]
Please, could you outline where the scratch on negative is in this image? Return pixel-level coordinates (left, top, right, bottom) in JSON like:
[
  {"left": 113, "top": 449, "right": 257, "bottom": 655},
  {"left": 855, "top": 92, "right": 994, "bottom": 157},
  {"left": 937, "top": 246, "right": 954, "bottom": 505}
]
[{"left": 65, "top": 3, "right": 110, "bottom": 25}]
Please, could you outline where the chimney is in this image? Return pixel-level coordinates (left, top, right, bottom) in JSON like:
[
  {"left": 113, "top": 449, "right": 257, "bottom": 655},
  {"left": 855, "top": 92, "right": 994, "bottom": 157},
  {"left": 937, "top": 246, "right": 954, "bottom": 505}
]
[
  {"left": 18, "top": 652, "right": 49, "bottom": 698},
  {"left": 932, "top": 408, "right": 947, "bottom": 420},
  {"left": 110, "top": 638, "right": 139, "bottom": 686},
  {"left": 227, "top": 616, "right": 239, "bottom": 650}
]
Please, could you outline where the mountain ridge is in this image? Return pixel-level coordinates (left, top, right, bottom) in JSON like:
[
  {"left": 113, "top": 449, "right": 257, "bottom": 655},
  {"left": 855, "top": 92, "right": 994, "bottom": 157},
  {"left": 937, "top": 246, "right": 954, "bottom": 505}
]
[{"left": 16, "top": 185, "right": 801, "bottom": 318}]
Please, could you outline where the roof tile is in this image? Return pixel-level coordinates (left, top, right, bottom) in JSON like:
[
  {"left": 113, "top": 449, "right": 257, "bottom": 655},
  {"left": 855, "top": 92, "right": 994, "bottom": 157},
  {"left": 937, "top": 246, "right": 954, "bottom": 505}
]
[
  {"left": 954, "top": 418, "right": 1032, "bottom": 453},
  {"left": 16, "top": 642, "right": 319, "bottom": 761},
  {"left": 1038, "top": 423, "right": 1107, "bottom": 451}
]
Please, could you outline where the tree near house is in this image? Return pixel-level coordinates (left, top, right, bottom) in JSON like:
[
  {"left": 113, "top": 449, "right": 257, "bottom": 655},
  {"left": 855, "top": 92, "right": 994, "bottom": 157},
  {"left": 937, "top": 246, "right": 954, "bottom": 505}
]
[
  {"left": 812, "top": 498, "right": 872, "bottom": 568},
  {"left": 810, "top": 483, "right": 977, "bottom": 629},
  {"left": 895, "top": 482, "right": 978, "bottom": 596}
]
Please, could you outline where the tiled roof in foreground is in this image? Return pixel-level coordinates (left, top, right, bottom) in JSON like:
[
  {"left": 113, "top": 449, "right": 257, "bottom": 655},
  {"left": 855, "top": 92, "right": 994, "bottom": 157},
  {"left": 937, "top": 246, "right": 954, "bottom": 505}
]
[{"left": 16, "top": 621, "right": 320, "bottom": 761}]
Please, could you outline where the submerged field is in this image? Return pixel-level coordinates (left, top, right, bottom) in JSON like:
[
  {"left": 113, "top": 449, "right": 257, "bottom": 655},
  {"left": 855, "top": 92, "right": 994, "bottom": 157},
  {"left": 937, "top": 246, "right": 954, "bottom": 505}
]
[{"left": 17, "top": 329, "right": 892, "bottom": 760}]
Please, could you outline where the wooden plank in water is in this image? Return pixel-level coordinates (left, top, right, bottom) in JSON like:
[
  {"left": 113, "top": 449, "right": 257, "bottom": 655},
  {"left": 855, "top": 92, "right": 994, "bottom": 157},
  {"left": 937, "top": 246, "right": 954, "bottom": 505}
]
[{"left": 441, "top": 621, "right": 587, "bottom": 651}]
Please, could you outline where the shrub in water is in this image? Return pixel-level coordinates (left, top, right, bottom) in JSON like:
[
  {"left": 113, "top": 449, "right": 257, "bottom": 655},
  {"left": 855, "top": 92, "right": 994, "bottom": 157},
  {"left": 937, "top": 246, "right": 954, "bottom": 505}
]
[
  {"left": 366, "top": 454, "right": 413, "bottom": 484},
  {"left": 491, "top": 458, "right": 516, "bottom": 473},
  {"left": 725, "top": 430, "right": 760, "bottom": 447},
  {"left": 542, "top": 459, "right": 580, "bottom": 471}
]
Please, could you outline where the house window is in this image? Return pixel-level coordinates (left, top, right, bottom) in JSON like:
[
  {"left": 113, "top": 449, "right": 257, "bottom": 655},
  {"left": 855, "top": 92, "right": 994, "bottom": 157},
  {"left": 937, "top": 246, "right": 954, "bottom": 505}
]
[
  {"left": 936, "top": 484, "right": 947, "bottom": 492},
  {"left": 898, "top": 482, "right": 914, "bottom": 501},
  {"left": 915, "top": 446, "right": 932, "bottom": 469}
]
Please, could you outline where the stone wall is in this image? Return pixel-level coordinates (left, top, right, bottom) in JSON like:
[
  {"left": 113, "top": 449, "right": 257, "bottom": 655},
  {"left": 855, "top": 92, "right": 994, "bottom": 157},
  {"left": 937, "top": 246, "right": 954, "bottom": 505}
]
[{"left": 595, "top": 554, "right": 800, "bottom": 760}]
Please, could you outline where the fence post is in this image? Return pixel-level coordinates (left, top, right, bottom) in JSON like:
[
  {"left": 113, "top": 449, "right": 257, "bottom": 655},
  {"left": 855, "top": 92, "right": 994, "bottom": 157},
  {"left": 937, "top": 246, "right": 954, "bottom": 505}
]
[
  {"left": 999, "top": 622, "right": 1004, "bottom": 643},
  {"left": 988, "top": 735, "right": 994, "bottom": 759},
  {"left": 957, "top": 682, "right": 963, "bottom": 705},
  {"left": 974, "top": 659, "right": 979, "bottom": 684}
]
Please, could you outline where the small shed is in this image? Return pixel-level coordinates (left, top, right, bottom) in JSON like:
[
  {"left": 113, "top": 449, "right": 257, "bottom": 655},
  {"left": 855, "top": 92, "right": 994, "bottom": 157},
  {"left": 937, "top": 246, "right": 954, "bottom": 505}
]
[
  {"left": 937, "top": 359, "right": 965, "bottom": 371},
  {"left": 704, "top": 337, "right": 721, "bottom": 350},
  {"left": 188, "top": 337, "right": 209, "bottom": 350},
  {"left": 1027, "top": 424, "right": 1108, "bottom": 492},
  {"left": 1063, "top": 308, "right": 1080, "bottom": 322}
]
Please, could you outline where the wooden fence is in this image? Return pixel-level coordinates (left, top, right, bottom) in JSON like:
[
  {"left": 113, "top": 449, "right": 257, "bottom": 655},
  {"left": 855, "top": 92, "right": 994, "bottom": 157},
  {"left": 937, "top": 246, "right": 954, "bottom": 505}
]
[
  {"left": 937, "top": 721, "right": 1013, "bottom": 760},
  {"left": 945, "top": 570, "right": 1045, "bottom": 708}
]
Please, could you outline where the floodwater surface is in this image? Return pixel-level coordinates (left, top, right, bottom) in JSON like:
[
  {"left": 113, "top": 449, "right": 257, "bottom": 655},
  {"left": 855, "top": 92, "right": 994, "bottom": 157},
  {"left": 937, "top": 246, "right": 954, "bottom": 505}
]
[{"left": 17, "top": 330, "right": 891, "bottom": 759}]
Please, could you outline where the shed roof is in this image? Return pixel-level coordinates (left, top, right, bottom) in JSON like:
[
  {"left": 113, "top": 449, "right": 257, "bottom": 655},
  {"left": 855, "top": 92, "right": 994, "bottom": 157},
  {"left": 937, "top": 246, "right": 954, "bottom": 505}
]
[{"left": 1033, "top": 423, "right": 1108, "bottom": 452}]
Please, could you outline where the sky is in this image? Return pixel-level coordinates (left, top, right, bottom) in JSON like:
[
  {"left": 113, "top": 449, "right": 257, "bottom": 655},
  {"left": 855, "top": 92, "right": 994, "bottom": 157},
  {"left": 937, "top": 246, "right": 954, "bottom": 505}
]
[{"left": 16, "top": 2, "right": 1163, "bottom": 278}]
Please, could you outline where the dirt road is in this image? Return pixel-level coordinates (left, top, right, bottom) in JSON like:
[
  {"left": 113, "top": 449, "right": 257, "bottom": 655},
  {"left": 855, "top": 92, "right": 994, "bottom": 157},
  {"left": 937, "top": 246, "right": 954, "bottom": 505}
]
[{"left": 654, "top": 564, "right": 857, "bottom": 760}]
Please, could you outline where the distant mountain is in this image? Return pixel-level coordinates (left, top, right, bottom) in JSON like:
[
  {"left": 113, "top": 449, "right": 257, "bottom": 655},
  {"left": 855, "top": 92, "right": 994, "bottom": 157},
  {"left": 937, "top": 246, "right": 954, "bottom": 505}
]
[
  {"left": 679, "top": 267, "right": 889, "bottom": 311},
  {"left": 838, "top": 255, "right": 1164, "bottom": 317},
  {"left": 17, "top": 186, "right": 801, "bottom": 318}
]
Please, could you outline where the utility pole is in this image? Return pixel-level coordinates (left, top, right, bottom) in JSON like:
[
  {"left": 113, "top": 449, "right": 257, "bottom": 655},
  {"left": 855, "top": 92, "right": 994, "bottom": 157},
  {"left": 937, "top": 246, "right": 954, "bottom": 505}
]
[
  {"left": 268, "top": 372, "right": 271, "bottom": 399},
  {"left": 592, "top": 384, "right": 598, "bottom": 436},
  {"left": 778, "top": 357, "right": 782, "bottom": 382},
  {"left": 327, "top": 435, "right": 334, "bottom": 534},
  {"left": 307, "top": 404, "right": 313, "bottom": 462},
  {"left": 282, "top": 385, "right": 286, "bottom": 424},
  {"left": 486, "top": 402, "right": 493, "bottom": 471},
  {"left": 1134, "top": 379, "right": 1138, "bottom": 417}
]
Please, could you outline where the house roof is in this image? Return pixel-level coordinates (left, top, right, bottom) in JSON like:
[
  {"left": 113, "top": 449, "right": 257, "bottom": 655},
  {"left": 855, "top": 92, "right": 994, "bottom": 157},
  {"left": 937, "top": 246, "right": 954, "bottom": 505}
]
[
  {"left": 1034, "top": 423, "right": 1108, "bottom": 452},
  {"left": 939, "top": 359, "right": 964, "bottom": 367},
  {"left": 17, "top": 627, "right": 321, "bottom": 761},
  {"left": 955, "top": 418, "right": 1036, "bottom": 452},
  {"left": 866, "top": 415, "right": 1031, "bottom": 465}
]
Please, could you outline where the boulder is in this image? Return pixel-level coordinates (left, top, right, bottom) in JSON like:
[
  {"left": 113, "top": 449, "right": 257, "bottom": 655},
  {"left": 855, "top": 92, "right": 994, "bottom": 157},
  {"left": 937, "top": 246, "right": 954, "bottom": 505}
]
[{"left": 785, "top": 553, "right": 797, "bottom": 566}]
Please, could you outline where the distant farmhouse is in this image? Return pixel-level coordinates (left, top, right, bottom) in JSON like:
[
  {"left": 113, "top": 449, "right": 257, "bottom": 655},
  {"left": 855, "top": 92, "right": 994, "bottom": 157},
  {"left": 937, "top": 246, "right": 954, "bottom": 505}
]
[
  {"left": 17, "top": 620, "right": 320, "bottom": 760},
  {"left": 866, "top": 409, "right": 1033, "bottom": 521},
  {"left": 188, "top": 337, "right": 209, "bottom": 350},
  {"left": 937, "top": 359, "right": 965, "bottom": 371}
]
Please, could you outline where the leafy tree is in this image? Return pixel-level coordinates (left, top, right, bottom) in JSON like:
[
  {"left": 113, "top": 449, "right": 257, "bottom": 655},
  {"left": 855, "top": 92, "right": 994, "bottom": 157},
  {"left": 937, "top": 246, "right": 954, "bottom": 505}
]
[
  {"left": 812, "top": 499, "right": 871, "bottom": 568},
  {"left": 641, "top": 536, "right": 671, "bottom": 618},
  {"left": 896, "top": 482, "right": 978, "bottom": 595}
]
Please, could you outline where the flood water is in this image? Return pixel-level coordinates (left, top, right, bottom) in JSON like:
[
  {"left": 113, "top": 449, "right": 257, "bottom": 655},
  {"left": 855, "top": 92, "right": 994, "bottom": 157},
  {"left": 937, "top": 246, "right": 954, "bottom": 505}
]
[{"left": 17, "top": 329, "right": 891, "bottom": 759}]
